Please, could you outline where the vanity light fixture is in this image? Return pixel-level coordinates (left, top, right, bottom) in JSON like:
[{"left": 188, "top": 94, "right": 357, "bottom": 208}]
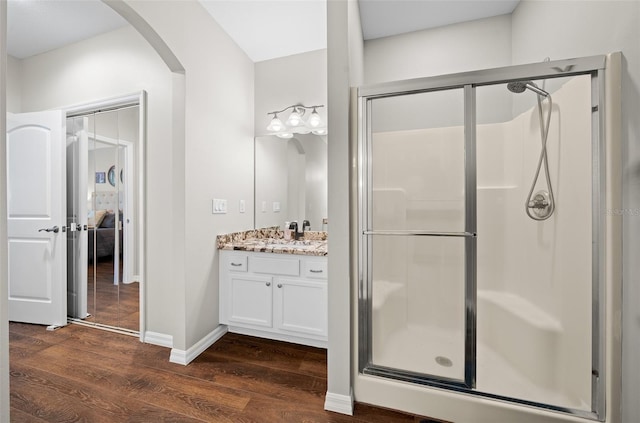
[{"left": 266, "top": 104, "right": 327, "bottom": 138}]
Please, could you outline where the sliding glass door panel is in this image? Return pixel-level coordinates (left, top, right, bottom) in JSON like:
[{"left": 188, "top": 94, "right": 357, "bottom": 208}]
[
  {"left": 369, "top": 235, "right": 466, "bottom": 382},
  {"left": 369, "top": 89, "right": 465, "bottom": 233}
]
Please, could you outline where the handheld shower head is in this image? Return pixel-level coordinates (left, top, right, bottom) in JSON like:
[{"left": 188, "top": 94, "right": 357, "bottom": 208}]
[{"left": 507, "top": 80, "right": 549, "bottom": 97}]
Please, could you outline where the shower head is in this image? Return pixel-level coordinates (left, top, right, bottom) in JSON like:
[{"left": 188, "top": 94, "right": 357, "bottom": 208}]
[{"left": 507, "top": 80, "right": 550, "bottom": 97}]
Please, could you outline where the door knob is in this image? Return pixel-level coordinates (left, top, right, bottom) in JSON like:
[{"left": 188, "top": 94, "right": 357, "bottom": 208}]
[{"left": 38, "top": 226, "right": 59, "bottom": 233}]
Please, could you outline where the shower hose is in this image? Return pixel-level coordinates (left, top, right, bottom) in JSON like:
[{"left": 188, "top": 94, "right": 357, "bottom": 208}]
[{"left": 525, "top": 92, "right": 555, "bottom": 221}]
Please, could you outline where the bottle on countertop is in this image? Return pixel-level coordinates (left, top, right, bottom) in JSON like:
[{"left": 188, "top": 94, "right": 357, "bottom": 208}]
[{"left": 284, "top": 221, "right": 291, "bottom": 240}]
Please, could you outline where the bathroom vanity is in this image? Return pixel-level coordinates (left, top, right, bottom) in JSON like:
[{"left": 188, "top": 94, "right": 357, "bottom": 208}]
[{"left": 217, "top": 229, "right": 328, "bottom": 348}]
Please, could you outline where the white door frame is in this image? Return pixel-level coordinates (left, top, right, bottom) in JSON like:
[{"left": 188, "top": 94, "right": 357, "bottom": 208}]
[
  {"left": 67, "top": 120, "right": 89, "bottom": 319},
  {"left": 65, "top": 91, "right": 146, "bottom": 340}
]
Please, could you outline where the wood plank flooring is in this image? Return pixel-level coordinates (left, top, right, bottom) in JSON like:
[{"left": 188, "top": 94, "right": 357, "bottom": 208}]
[{"left": 9, "top": 323, "right": 446, "bottom": 422}]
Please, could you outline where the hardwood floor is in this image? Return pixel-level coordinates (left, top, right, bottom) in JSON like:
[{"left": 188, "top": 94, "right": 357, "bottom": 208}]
[{"left": 9, "top": 323, "right": 446, "bottom": 422}]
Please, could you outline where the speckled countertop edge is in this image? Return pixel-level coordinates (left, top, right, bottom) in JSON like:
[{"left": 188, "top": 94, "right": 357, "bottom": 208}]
[{"left": 216, "top": 227, "right": 328, "bottom": 256}]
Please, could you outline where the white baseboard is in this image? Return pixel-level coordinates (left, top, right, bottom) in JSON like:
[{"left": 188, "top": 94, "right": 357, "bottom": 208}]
[
  {"left": 324, "top": 389, "right": 354, "bottom": 415},
  {"left": 143, "top": 331, "right": 173, "bottom": 348},
  {"left": 169, "top": 325, "right": 228, "bottom": 366}
]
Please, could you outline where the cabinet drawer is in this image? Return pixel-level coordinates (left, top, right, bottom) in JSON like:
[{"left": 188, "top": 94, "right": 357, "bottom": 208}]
[
  {"left": 226, "top": 255, "right": 248, "bottom": 272},
  {"left": 303, "top": 260, "right": 327, "bottom": 279},
  {"left": 250, "top": 256, "right": 299, "bottom": 276}
]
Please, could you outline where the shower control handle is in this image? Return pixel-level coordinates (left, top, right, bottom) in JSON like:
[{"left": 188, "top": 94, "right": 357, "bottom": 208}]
[
  {"left": 528, "top": 197, "right": 549, "bottom": 209},
  {"left": 527, "top": 190, "right": 553, "bottom": 220}
]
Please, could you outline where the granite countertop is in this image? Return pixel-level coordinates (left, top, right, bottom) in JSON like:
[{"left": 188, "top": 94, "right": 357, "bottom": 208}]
[{"left": 216, "top": 227, "right": 327, "bottom": 256}]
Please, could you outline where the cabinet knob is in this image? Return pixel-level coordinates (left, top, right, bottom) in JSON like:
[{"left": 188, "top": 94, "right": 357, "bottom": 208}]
[
  {"left": 277, "top": 283, "right": 283, "bottom": 288},
  {"left": 266, "top": 282, "right": 271, "bottom": 287}
]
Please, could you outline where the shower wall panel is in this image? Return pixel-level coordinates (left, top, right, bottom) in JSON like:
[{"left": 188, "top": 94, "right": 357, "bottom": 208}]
[{"left": 476, "top": 75, "right": 592, "bottom": 408}]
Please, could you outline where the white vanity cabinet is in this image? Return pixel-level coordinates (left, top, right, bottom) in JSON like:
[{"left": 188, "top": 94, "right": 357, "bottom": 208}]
[{"left": 219, "top": 250, "right": 327, "bottom": 348}]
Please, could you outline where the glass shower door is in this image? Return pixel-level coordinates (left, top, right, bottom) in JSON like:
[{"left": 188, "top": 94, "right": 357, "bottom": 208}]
[{"left": 360, "top": 87, "right": 476, "bottom": 386}]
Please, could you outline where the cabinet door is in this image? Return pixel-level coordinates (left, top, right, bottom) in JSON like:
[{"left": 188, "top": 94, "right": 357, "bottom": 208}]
[
  {"left": 275, "top": 278, "right": 327, "bottom": 337},
  {"left": 229, "top": 274, "right": 273, "bottom": 328}
]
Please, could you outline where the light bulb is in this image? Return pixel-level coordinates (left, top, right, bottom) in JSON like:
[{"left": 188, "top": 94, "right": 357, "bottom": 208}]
[
  {"left": 276, "top": 132, "right": 294, "bottom": 139},
  {"left": 286, "top": 109, "right": 303, "bottom": 127},
  {"left": 267, "top": 115, "right": 285, "bottom": 132},
  {"left": 307, "top": 109, "right": 322, "bottom": 127}
]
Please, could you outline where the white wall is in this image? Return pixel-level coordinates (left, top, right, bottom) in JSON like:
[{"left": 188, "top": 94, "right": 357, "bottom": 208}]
[
  {"left": 510, "top": 2, "right": 640, "bottom": 421},
  {"left": 364, "top": 15, "right": 513, "bottom": 128},
  {"left": 363, "top": 14, "right": 512, "bottom": 85},
  {"left": 6, "top": 55, "right": 21, "bottom": 113},
  {"left": 325, "top": 0, "right": 363, "bottom": 415},
  {"left": 125, "top": 0, "right": 255, "bottom": 350}
]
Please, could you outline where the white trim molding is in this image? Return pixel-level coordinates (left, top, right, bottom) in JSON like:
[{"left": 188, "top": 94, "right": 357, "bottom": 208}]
[
  {"left": 169, "top": 325, "right": 228, "bottom": 366},
  {"left": 143, "top": 331, "right": 173, "bottom": 349},
  {"left": 324, "top": 389, "right": 354, "bottom": 416}
]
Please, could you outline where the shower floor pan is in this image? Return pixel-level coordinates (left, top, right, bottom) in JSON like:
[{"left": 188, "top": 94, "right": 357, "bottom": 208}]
[{"left": 372, "top": 324, "right": 589, "bottom": 411}]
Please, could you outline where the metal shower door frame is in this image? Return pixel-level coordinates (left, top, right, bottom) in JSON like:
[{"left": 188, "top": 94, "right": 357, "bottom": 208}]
[{"left": 357, "top": 55, "right": 607, "bottom": 421}]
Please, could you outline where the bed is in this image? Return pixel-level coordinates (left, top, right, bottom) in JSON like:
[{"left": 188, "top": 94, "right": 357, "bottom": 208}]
[
  {"left": 88, "top": 210, "right": 123, "bottom": 262},
  {"left": 88, "top": 192, "right": 124, "bottom": 262}
]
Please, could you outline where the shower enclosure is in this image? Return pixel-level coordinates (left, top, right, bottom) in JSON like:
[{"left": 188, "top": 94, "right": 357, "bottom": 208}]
[{"left": 357, "top": 55, "right": 619, "bottom": 420}]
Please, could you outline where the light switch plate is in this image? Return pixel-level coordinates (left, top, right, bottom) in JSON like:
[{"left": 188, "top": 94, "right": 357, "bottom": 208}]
[
  {"left": 273, "top": 201, "right": 280, "bottom": 212},
  {"left": 212, "top": 198, "right": 227, "bottom": 214},
  {"left": 261, "top": 201, "right": 267, "bottom": 213},
  {"left": 239, "top": 200, "right": 246, "bottom": 213}
]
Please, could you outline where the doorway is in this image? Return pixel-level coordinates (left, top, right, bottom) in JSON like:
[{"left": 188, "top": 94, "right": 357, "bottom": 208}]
[{"left": 66, "top": 95, "right": 145, "bottom": 335}]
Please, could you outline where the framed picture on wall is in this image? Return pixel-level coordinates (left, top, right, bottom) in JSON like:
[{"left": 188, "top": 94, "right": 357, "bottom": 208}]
[{"left": 95, "top": 172, "right": 106, "bottom": 184}]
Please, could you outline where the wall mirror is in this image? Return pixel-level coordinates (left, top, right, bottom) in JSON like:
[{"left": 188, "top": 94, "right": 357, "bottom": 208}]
[{"left": 254, "top": 134, "right": 328, "bottom": 232}]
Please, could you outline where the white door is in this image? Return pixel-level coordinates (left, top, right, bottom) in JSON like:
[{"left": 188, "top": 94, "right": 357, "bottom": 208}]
[{"left": 7, "top": 110, "right": 67, "bottom": 327}]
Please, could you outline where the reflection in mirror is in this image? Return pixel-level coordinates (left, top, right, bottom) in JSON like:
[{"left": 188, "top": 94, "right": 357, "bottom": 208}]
[{"left": 255, "top": 134, "right": 327, "bottom": 231}]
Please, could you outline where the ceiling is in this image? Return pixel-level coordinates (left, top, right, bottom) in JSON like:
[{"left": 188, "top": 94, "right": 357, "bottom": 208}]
[
  {"left": 6, "top": 0, "right": 520, "bottom": 62},
  {"left": 7, "top": 0, "right": 129, "bottom": 59}
]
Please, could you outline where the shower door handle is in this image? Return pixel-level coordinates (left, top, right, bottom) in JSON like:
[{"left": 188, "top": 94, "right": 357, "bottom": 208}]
[{"left": 363, "top": 230, "right": 476, "bottom": 238}]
